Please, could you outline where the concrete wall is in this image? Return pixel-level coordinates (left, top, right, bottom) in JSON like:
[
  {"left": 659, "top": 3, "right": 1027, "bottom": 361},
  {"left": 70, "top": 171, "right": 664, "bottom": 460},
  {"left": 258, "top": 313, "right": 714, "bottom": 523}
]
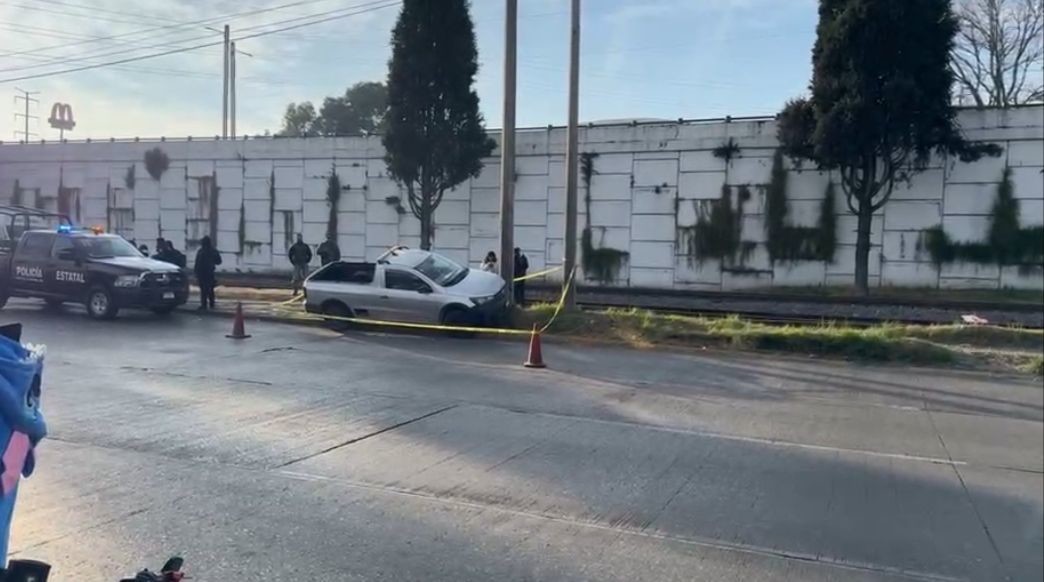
[{"left": 1, "top": 106, "right": 1041, "bottom": 290}]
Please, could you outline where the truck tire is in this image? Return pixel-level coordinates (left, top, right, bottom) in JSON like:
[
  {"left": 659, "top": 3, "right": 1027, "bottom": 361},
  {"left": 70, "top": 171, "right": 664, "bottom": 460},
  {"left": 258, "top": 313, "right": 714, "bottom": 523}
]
[
  {"left": 440, "top": 306, "right": 475, "bottom": 338},
  {"left": 321, "top": 301, "right": 353, "bottom": 331},
  {"left": 86, "top": 285, "right": 118, "bottom": 320}
]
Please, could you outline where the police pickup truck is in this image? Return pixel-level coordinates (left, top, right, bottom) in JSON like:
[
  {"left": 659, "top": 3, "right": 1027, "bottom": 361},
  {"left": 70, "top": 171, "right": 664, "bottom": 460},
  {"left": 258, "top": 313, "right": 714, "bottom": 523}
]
[{"left": 0, "top": 225, "right": 188, "bottom": 319}]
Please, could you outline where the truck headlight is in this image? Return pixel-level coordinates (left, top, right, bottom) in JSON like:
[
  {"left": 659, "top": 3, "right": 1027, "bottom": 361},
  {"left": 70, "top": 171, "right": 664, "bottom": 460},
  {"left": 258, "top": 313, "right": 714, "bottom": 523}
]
[{"left": 114, "top": 275, "right": 140, "bottom": 287}]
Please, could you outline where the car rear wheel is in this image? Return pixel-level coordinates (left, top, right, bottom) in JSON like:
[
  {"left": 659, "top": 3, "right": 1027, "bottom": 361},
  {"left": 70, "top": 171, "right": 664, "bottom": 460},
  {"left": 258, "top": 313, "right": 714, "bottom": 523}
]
[
  {"left": 86, "top": 285, "right": 118, "bottom": 320},
  {"left": 321, "top": 301, "right": 353, "bottom": 331}
]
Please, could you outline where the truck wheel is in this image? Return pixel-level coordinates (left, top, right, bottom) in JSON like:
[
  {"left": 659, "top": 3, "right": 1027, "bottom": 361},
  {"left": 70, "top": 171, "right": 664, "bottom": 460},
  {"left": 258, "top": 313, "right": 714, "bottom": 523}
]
[
  {"left": 86, "top": 286, "right": 118, "bottom": 320},
  {"left": 441, "top": 307, "right": 475, "bottom": 338},
  {"left": 321, "top": 301, "right": 353, "bottom": 331}
]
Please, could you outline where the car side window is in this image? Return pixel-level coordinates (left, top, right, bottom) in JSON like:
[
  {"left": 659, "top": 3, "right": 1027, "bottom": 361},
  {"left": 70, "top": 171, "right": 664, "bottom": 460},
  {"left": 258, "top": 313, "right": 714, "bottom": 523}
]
[
  {"left": 52, "top": 237, "right": 75, "bottom": 260},
  {"left": 18, "top": 233, "right": 55, "bottom": 259},
  {"left": 385, "top": 270, "right": 431, "bottom": 293},
  {"left": 314, "top": 262, "right": 375, "bottom": 284}
]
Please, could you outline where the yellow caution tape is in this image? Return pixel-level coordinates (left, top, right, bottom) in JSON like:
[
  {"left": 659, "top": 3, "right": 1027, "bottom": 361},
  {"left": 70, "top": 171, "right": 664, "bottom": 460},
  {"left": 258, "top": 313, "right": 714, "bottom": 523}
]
[
  {"left": 512, "top": 266, "right": 562, "bottom": 283},
  {"left": 539, "top": 266, "right": 576, "bottom": 333}
]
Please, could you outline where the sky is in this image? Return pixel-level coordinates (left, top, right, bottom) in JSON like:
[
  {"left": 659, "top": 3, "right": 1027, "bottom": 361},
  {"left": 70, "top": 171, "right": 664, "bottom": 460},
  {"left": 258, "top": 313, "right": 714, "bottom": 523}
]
[{"left": 0, "top": 0, "right": 817, "bottom": 141}]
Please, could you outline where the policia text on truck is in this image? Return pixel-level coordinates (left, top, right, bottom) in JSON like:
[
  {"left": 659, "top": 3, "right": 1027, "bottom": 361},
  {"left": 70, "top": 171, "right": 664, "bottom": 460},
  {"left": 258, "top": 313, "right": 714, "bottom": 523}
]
[{"left": 0, "top": 224, "right": 189, "bottom": 319}]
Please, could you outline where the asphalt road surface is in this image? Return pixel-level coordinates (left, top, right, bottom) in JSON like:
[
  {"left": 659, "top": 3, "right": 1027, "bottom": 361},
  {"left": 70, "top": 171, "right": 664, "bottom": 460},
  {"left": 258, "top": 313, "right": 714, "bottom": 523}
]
[{"left": 4, "top": 300, "right": 1042, "bottom": 581}]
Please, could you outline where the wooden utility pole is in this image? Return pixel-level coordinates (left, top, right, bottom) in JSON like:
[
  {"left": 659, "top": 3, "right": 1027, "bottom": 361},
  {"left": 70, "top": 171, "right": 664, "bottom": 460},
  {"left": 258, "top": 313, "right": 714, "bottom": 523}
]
[
  {"left": 499, "top": 0, "right": 517, "bottom": 301},
  {"left": 230, "top": 41, "right": 237, "bottom": 139},
  {"left": 222, "top": 25, "right": 230, "bottom": 139},
  {"left": 562, "top": 0, "right": 581, "bottom": 308}
]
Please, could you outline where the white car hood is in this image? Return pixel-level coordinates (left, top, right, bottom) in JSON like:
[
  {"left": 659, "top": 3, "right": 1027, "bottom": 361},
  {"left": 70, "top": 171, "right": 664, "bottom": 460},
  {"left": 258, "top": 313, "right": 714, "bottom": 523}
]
[{"left": 448, "top": 269, "right": 505, "bottom": 297}]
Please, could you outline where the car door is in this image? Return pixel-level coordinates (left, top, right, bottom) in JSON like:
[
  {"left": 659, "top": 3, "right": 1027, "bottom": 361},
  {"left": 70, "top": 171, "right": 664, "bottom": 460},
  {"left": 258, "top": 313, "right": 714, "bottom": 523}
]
[
  {"left": 11, "top": 232, "right": 54, "bottom": 297},
  {"left": 381, "top": 267, "right": 443, "bottom": 323},
  {"left": 47, "top": 236, "right": 88, "bottom": 300}
]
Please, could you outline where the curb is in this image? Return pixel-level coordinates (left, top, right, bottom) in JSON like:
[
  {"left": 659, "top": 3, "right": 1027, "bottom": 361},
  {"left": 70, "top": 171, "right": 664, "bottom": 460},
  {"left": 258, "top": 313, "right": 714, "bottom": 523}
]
[{"left": 184, "top": 305, "right": 324, "bottom": 329}]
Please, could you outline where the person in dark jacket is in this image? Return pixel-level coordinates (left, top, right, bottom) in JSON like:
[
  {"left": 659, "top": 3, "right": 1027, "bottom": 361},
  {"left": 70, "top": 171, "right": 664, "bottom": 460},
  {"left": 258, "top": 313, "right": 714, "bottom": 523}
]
[
  {"left": 166, "top": 241, "right": 187, "bottom": 268},
  {"left": 193, "top": 235, "right": 222, "bottom": 310},
  {"left": 288, "top": 234, "right": 313, "bottom": 293},
  {"left": 316, "top": 234, "right": 341, "bottom": 266},
  {"left": 513, "top": 247, "right": 529, "bottom": 305},
  {"left": 158, "top": 240, "right": 187, "bottom": 268}
]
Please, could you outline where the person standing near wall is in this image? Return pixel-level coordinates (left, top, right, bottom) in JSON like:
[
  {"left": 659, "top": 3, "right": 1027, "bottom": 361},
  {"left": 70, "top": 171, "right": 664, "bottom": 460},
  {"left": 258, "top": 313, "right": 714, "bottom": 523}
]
[
  {"left": 513, "top": 247, "right": 529, "bottom": 305},
  {"left": 481, "top": 251, "right": 498, "bottom": 273},
  {"left": 288, "top": 234, "right": 313, "bottom": 293},
  {"left": 156, "top": 240, "right": 186, "bottom": 269},
  {"left": 317, "top": 235, "right": 341, "bottom": 266},
  {"left": 193, "top": 235, "right": 222, "bottom": 311}
]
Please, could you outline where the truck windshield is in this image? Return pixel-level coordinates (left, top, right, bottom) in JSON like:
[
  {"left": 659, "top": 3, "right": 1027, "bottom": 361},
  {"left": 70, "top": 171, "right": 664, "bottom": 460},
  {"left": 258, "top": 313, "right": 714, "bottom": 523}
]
[
  {"left": 77, "top": 236, "right": 142, "bottom": 258},
  {"left": 414, "top": 253, "right": 467, "bottom": 287}
]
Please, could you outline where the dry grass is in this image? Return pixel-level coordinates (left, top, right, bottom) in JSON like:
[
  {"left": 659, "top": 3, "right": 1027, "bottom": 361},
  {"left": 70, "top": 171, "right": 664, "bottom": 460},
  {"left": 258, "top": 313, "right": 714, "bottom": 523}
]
[
  {"left": 518, "top": 305, "right": 1044, "bottom": 371},
  {"left": 754, "top": 285, "right": 1043, "bottom": 306}
]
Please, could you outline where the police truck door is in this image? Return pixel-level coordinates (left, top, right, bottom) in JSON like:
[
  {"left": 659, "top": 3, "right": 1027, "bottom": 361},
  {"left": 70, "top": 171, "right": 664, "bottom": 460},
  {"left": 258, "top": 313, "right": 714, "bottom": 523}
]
[
  {"left": 48, "top": 235, "right": 87, "bottom": 300},
  {"left": 12, "top": 232, "right": 53, "bottom": 297}
]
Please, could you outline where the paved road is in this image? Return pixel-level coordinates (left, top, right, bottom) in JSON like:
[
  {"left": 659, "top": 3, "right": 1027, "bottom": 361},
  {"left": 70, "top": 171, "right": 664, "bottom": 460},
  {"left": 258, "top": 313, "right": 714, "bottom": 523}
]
[{"left": 4, "top": 300, "right": 1042, "bottom": 581}]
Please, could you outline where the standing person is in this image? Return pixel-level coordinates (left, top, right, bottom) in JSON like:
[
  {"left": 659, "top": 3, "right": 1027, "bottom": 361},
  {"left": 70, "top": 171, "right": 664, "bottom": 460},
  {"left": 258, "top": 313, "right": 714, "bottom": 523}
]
[
  {"left": 481, "top": 251, "right": 497, "bottom": 273},
  {"left": 288, "top": 234, "right": 313, "bottom": 293},
  {"left": 137, "top": 243, "right": 149, "bottom": 256},
  {"left": 513, "top": 247, "right": 529, "bottom": 305},
  {"left": 193, "top": 235, "right": 222, "bottom": 311},
  {"left": 316, "top": 234, "right": 341, "bottom": 266},
  {"left": 166, "top": 240, "right": 187, "bottom": 268},
  {"left": 156, "top": 240, "right": 186, "bottom": 268},
  {"left": 155, "top": 237, "right": 167, "bottom": 258}
]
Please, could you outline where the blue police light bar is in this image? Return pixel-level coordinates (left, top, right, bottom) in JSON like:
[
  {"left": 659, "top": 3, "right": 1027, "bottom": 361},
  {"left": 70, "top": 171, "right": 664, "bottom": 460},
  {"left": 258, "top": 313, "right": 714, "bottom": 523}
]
[{"left": 57, "top": 224, "right": 73, "bottom": 233}]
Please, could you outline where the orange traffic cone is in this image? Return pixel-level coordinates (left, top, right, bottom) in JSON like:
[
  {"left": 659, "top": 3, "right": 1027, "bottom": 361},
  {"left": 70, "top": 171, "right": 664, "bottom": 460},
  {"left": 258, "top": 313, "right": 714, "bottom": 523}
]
[
  {"left": 226, "top": 302, "right": 252, "bottom": 339},
  {"left": 523, "top": 324, "right": 546, "bottom": 368}
]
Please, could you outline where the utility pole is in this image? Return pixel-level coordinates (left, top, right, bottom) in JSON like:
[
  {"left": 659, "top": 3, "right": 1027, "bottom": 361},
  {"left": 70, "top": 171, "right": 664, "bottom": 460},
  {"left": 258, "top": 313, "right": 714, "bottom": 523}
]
[
  {"left": 499, "top": 0, "right": 517, "bottom": 301},
  {"left": 222, "top": 24, "right": 230, "bottom": 139},
  {"left": 230, "top": 41, "right": 237, "bottom": 139},
  {"left": 13, "top": 87, "right": 39, "bottom": 143},
  {"left": 562, "top": 0, "right": 581, "bottom": 308}
]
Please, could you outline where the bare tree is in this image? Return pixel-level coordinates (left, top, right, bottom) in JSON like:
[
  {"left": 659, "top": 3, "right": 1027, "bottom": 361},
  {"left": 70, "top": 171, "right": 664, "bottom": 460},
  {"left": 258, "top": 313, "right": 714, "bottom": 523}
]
[{"left": 951, "top": 0, "right": 1044, "bottom": 107}]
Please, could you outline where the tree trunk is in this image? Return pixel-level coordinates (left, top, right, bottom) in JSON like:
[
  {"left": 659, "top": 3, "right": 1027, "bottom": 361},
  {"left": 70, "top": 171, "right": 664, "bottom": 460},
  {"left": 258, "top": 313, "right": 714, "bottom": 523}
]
[
  {"left": 419, "top": 189, "right": 432, "bottom": 250},
  {"left": 854, "top": 198, "right": 874, "bottom": 296}
]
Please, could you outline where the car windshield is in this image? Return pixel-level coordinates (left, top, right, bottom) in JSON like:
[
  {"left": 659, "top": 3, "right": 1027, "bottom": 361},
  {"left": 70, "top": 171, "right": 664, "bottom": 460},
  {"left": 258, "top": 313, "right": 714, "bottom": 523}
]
[
  {"left": 77, "top": 236, "right": 142, "bottom": 258},
  {"left": 413, "top": 252, "right": 467, "bottom": 287}
]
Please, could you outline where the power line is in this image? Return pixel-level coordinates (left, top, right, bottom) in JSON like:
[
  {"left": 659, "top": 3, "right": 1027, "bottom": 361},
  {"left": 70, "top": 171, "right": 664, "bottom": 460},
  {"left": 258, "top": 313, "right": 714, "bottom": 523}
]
[
  {"left": 4, "top": 3, "right": 159, "bottom": 27},
  {"left": 32, "top": 0, "right": 191, "bottom": 24},
  {"left": 0, "top": 0, "right": 399, "bottom": 74},
  {"left": 0, "top": 1, "right": 401, "bottom": 84},
  {"left": 0, "top": 0, "right": 345, "bottom": 60}
]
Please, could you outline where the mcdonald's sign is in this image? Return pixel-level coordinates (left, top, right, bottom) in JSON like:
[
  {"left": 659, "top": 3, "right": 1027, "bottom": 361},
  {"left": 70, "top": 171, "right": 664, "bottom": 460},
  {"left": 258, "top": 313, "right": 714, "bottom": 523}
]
[{"left": 47, "top": 103, "right": 76, "bottom": 131}]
